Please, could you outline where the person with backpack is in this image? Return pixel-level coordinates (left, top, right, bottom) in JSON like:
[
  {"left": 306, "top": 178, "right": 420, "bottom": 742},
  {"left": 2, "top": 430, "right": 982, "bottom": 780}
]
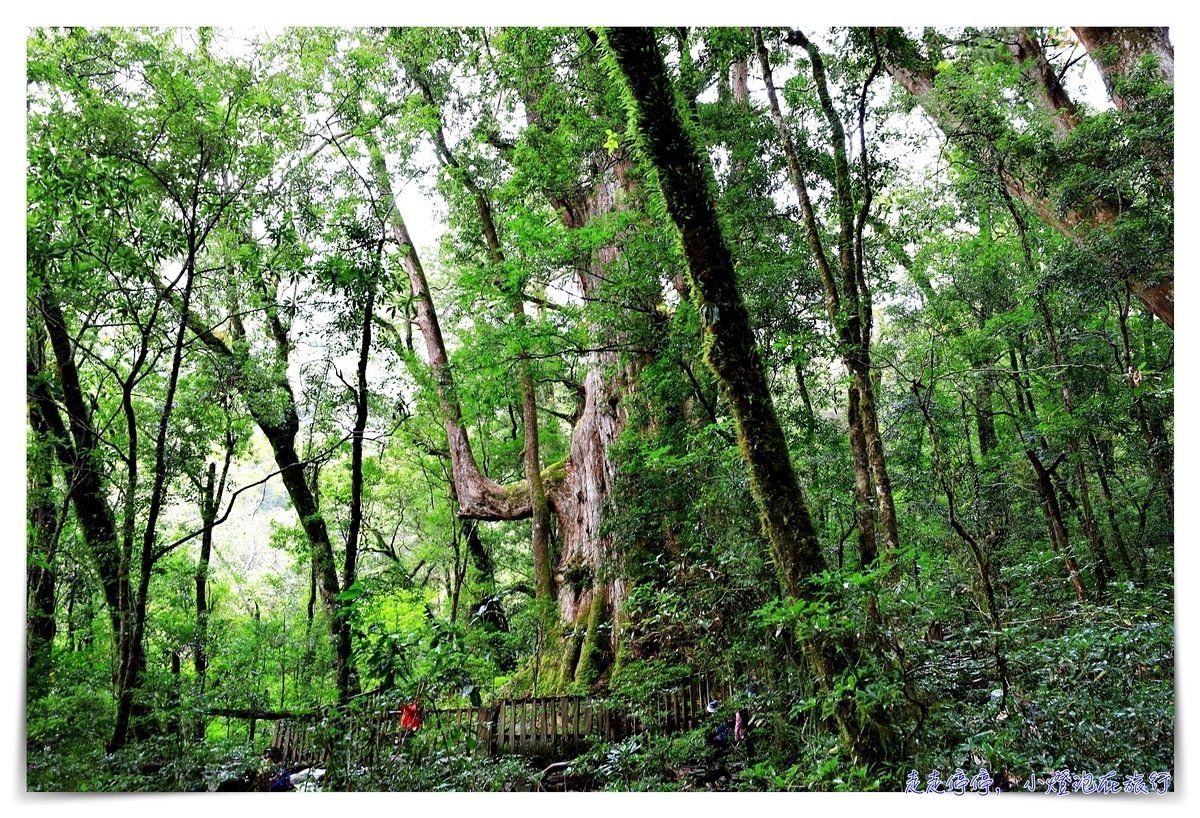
[
  {"left": 255, "top": 746, "right": 294, "bottom": 792},
  {"left": 704, "top": 700, "right": 732, "bottom": 753}
]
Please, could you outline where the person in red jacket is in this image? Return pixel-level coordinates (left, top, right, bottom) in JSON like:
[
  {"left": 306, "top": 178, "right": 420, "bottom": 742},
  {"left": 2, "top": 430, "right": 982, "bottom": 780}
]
[{"left": 399, "top": 702, "right": 423, "bottom": 732}]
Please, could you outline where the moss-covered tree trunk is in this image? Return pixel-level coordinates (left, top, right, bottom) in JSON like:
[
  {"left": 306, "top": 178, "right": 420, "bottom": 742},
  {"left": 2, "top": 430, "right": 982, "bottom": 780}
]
[
  {"left": 26, "top": 323, "right": 60, "bottom": 701},
  {"left": 599, "top": 25, "right": 896, "bottom": 765}
]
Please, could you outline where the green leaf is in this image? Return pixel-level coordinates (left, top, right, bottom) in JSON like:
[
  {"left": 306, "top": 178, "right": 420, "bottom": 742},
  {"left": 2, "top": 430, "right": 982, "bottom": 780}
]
[
  {"left": 338, "top": 580, "right": 365, "bottom": 602},
  {"left": 603, "top": 128, "right": 620, "bottom": 154}
]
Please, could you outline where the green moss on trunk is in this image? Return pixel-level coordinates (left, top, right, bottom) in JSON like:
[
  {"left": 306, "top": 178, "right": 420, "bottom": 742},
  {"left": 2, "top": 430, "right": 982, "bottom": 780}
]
[
  {"left": 574, "top": 584, "right": 608, "bottom": 687},
  {"left": 557, "top": 605, "right": 587, "bottom": 690},
  {"left": 599, "top": 26, "right": 900, "bottom": 766}
]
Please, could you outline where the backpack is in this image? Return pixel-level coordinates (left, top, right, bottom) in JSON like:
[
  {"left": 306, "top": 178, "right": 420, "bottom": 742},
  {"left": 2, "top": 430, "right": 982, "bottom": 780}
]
[
  {"left": 268, "top": 769, "right": 294, "bottom": 792},
  {"left": 707, "top": 722, "right": 731, "bottom": 748}
]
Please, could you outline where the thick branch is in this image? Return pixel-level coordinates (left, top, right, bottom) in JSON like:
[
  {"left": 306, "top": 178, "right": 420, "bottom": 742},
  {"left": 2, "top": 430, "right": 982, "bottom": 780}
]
[
  {"left": 365, "top": 135, "right": 542, "bottom": 521},
  {"left": 876, "top": 27, "right": 1173, "bottom": 327}
]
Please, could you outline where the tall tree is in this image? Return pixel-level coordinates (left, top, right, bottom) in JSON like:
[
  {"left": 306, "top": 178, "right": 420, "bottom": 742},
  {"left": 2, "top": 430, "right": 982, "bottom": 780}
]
[
  {"left": 600, "top": 25, "right": 898, "bottom": 764},
  {"left": 755, "top": 27, "right": 901, "bottom": 571}
]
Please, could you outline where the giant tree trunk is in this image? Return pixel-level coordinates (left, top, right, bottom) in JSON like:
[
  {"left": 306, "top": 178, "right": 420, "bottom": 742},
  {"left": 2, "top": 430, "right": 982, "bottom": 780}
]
[
  {"left": 543, "top": 169, "right": 640, "bottom": 677},
  {"left": 1072, "top": 28, "right": 1173, "bottom": 113},
  {"left": 369, "top": 132, "right": 637, "bottom": 684},
  {"left": 601, "top": 25, "right": 898, "bottom": 764}
]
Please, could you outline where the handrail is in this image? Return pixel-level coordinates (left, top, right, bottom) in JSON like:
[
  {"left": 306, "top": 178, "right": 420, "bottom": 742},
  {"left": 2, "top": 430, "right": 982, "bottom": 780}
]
[{"left": 270, "top": 672, "right": 740, "bottom": 767}]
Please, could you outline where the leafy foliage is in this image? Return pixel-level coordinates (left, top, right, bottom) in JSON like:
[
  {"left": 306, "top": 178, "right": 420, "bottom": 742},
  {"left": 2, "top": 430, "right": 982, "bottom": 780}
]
[{"left": 26, "top": 26, "right": 1172, "bottom": 791}]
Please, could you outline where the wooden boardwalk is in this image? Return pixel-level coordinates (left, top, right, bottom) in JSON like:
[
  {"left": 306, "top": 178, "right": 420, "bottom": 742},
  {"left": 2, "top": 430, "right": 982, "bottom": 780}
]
[{"left": 272, "top": 674, "right": 735, "bottom": 767}]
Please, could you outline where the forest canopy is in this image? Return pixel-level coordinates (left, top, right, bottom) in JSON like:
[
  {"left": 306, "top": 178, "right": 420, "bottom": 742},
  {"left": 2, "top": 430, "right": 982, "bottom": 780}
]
[{"left": 25, "top": 25, "right": 1173, "bottom": 792}]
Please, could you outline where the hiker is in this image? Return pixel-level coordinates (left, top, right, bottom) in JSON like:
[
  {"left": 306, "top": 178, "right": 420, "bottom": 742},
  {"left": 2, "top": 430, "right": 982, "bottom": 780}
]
[
  {"left": 732, "top": 690, "right": 757, "bottom": 757},
  {"left": 399, "top": 701, "right": 423, "bottom": 732},
  {"left": 255, "top": 746, "right": 294, "bottom": 792},
  {"left": 704, "top": 700, "right": 732, "bottom": 753}
]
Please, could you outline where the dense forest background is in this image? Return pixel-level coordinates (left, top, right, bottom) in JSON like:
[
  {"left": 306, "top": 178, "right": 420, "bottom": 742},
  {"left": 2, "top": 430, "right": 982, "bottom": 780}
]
[{"left": 23, "top": 25, "right": 1175, "bottom": 792}]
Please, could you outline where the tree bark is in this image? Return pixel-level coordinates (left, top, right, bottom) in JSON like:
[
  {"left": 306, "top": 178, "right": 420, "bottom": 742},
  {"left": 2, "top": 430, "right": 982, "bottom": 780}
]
[
  {"left": 1072, "top": 27, "right": 1173, "bottom": 113},
  {"left": 26, "top": 327, "right": 61, "bottom": 699},
  {"left": 1006, "top": 28, "right": 1081, "bottom": 140}
]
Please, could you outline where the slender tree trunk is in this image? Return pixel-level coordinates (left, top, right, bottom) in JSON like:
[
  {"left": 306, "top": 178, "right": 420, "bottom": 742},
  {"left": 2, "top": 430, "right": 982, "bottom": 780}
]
[
  {"left": 336, "top": 286, "right": 374, "bottom": 703},
  {"left": 756, "top": 28, "right": 899, "bottom": 570},
  {"left": 794, "top": 28, "right": 901, "bottom": 569},
  {"left": 1116, "top": 295, "right": 1174, "bottom": 514},
  {"left": 180, "top": 301, "right": 345, "bottom": 644},
  {"left": 1034, "top": 290, "right": 1110, "bottom": 599},
  {"left": 911, "top": 378, "right": 1008, "bottom": 699},
  {"left": 33, "top": 295, "right": 151, "bottom": 746},
  {"left": 195, "top": 463, "right": 215, "bottom": 690},
  {"left": 1004, "top": 339, "right": 1088, "bottom": 601},
  {"left": 115, "top": 238, "right": 202, "bottom": 750},
  {"left": 1089, "top": 433, "right": 1139, "bottom": 581},
  {"left": 26, "top": 379, "right": 60, "bottom": 700},
  {"left": 1005, "top": 180, "right": 1111, "bottom": 598},
  {"left": 519, "top": 341, "right": 555, "bottom": 607},
  {"left": 34, "top": 297, "right": 126, "bottom": 651},
  {"left": 847, "top": 389, "right": 878, "bottom": 568},
  {"left": 1026, "top": 450, "right": 1088, "bottom": 603}
]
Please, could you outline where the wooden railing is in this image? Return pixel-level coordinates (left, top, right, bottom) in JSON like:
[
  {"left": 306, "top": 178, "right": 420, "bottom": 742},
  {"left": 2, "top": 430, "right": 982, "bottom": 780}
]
[{"left": 271, "top": 673, "right": 736, "bottom": 767}]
